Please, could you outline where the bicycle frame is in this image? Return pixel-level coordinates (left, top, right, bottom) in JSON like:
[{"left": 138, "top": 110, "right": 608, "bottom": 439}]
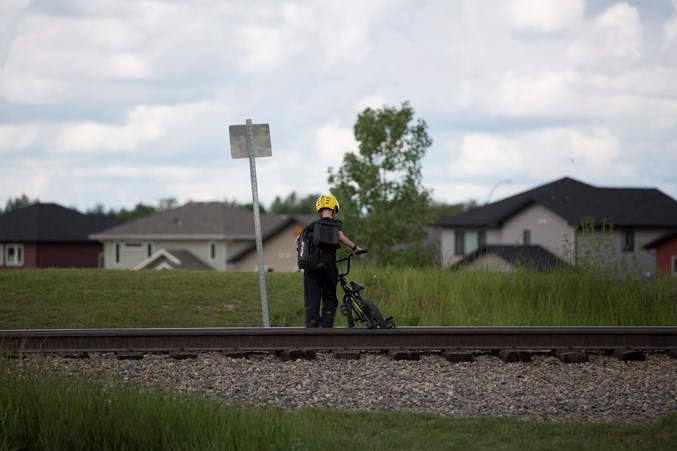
[{"left": 337, "top": 251, "right": 395, "bottom": 329}]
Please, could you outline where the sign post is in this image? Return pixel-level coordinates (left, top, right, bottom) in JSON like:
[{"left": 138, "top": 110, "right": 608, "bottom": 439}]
[{"left": 229, "top": 120, "right": 272, "bottom": 328}]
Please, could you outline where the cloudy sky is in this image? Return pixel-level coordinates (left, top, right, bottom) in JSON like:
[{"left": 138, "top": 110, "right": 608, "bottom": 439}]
[{"left": 2, "top": 0, "right": 677, "bottom": 213}]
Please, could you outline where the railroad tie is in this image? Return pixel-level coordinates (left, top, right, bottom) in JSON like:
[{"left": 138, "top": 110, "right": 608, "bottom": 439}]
[
  {"left": 277, "top": 349, "right": 316, "bottom": 362},
  {"left": 333, "top": 350, "right": 361, "bottom": 360},
  {"left": 387, "top": 350, "right": 420, "bottom": 361},
  {"left": 498, "top": 349, "right": 532, "bottom": 363},
  {"left": 613, "top": 349, "right": 646, "bottom": 362},
  {"left": 554, "top": 350, "right": 589, "bottom": 364},
  {"left": 170, "top": 351, "right": 197, "bottom": 360},
  {"left": 62, "top": 352, "right": 89, "bottom": 359},
  {"left": 221, "top": 351, "right": 250, "bottom": 359},
  {"left": 115, "top": 352, "right": 144, "bottom": 360},
  {"left": 441, "top": 349, "right": 474, "bottom": 363}
]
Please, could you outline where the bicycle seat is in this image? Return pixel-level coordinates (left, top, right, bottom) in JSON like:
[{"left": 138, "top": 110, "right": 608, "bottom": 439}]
[{"left": 349, "top": 281, "right": 365, "bottom": 293}]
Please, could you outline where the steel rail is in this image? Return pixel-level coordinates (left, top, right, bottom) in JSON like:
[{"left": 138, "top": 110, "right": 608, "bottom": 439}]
[{"left": 1, "top": 327, "right": 676, "bottom": 354}]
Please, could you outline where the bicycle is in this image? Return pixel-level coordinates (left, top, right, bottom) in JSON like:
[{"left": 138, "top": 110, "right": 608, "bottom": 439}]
[{"left": 337, "top": 250, "right": 395, "bottom": 329}]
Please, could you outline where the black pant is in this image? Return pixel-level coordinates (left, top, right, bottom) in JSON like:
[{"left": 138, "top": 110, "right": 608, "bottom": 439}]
[{"left": 303, "top": 266, "right": 339, "bottom": 327}]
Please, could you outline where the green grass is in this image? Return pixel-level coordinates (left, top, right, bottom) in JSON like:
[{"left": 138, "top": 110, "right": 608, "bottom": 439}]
[
  {"left": 364, "top": 265, "right": 677, "bottom": 326},
  {"left": 2, "top": 266, "right": 677, "bottom": 449},
  {"left": 0, "top": 269, "right": 306, "bottom": 328},
  {"left": 1, "top": 360, "right": 295, "bottom": 450},
  {"left": 2, "top": 360, "right": 676, "bottom": 451},
  {"left": 1, "top": 265, "right": 675, "bottom": 328}
]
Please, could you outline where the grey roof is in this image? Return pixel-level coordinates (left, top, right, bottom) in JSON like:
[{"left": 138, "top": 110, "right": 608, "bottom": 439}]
[
  {"left": 91, "top": 202, "right": 291, "bottom": 239},
  {"left": 0, "top": 202, "right": 119, "bottom": 242},
  {"left": 437, "top": 177, "right": 677, "bottom": 229},
  {"left": 453, "top": 245, "right": 568, "bottom": 271}
]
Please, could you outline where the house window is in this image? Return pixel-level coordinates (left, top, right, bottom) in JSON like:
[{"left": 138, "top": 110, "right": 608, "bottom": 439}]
[
  {"left": 6, "top": 244, "right": 24, "bottom": 266},
  {"left": 623, "top": 230, "right": 635, "bottom": 252},
  {"left": 209, "top": 241, "right": 217, "bottom": 261},
  {"left": 114, "top": 242, "right": 121, "bottom": 265},
  {"left": 0, "top": 244, "right": 3, "bottom": 265},
  {"left": 146, "top": 242, "right": 153, "bottom": 258},
  {"left": 523, "top": 229, "right": 531, "bottom": 245},
  {"left": 455, "top": 230, "right": 486, "bottom": 256}
]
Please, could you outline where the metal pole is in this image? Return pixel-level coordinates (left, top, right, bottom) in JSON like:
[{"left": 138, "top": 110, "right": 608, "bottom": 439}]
[
  {"left": 485, "top": 180, "right": 512, "bottom": 205},
  {"left": 246, "top": 119, "right": 270, "bottom": 328}
]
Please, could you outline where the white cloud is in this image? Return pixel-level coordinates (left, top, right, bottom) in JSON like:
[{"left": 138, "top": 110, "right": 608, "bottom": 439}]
[
  {"left": 314, "top": 0, "right": 392, "bottom": 71},
  {"left": 1, "top": 1, "right": 677, "bottom": 211},
  {"left": 234, "top": 21, "right": 309, "bottom": 73},
  {"left": 231, "top": 0, "right": 392, "bottom": 74},
  {"left": 503, "top": 0, "right": 584, "bottom": 32},
  {"left": 0, "top": 124, "right": 38, "bottom": 153},
  {"left": 314, "top": 120, "right": 356, "bottom": 172},
  {"left": 566, "top": 2, "right": 643, "bottom": 67},
  {"left": 492, "top": 70, "right": 581, "bottom": 116},
  {"left": 354, "top": 94, "right": 388, "bottom": 115},
  {"left": 447, "top": 127, "right": 628, "bottom": 181},
  {"left": 51, "top": 101, "right": 228, "bottom": 153},
  {"left": 664, "top": 0, "right": 677, "bottom": 50},
  {"left": 0, "top": 0, "right": 30, "bottom": 63},
  {"left": 78, "top": 165, "right": 202, "bottom": 181}
]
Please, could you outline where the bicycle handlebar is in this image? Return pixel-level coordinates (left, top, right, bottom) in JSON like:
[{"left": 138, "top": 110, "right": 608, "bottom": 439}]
[
  {"left": 336, "top": 249, "right": 367, "bottom": 278},
  {"left": 336, "top": 249, "right": 367, "bottom": 263}
]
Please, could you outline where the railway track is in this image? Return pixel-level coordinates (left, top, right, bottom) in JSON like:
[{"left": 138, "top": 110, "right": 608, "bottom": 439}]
[{"left": 2, "top": 327, "right": 676, "bottom": 357}]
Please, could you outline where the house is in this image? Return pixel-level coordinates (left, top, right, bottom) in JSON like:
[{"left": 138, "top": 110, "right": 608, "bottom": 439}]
[
  {"left": 0, "top": 203, "right": 119, "bottom": 269},
  {"left": 453, "top": 244, "right": 567, "bottom": 272},
  {"left": 229, "top": 214, "right": 315, "bottom": 272},
  {"left": 90, "top": 202, "right": 315, "bottom": 272},
  {"left": 436, "top": 177, "right": 677, "bottom": 275},
  {"left": 643, "top": 230, "right": 677, "bottom": 277}
]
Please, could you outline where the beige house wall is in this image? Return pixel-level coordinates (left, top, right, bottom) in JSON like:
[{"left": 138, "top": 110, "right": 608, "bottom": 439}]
[{"left": 237, "top": 225, "right": 302, "bottom": 272}]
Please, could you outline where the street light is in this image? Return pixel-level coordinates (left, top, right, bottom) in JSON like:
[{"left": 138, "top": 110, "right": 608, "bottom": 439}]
[{"left": 485, "top": 180, "right": 512, "bottom": 205}]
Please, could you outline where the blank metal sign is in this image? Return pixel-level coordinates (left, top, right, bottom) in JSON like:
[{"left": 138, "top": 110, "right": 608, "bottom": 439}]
[{"left": 229, "top": 123, "right": 272, "bottom": 158}]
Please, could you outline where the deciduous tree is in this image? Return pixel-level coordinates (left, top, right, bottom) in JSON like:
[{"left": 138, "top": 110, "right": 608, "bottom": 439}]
[{"left": 328, "top": 102, "right": 434, "bottom": 265}]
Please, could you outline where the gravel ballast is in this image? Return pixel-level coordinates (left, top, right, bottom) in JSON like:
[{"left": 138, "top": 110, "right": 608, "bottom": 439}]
[{"left": 17, "top": 351, "right": 677, "bottom": 424}]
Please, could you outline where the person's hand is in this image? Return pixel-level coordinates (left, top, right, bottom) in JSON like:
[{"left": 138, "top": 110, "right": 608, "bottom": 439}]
[{"left": 352, "top": 245, "right": 362, "bottom": 256}]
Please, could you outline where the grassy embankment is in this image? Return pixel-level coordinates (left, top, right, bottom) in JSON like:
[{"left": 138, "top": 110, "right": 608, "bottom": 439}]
[
  {"left": 1, "top": 266, "right": 676, "bottom": 450},
  {"left": 1, "top": 264, "right": 676, "bottom": 328}
]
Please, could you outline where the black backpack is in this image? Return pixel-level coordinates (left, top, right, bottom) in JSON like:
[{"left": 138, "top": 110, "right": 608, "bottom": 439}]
[{"left": 297, "top": 219, "right": 339, "bottom": 270}]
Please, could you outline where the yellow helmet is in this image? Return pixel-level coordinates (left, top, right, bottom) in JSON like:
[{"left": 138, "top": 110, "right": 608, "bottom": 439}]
[{"left": 315, "top": 194, "right": 340, "bottom": 213}]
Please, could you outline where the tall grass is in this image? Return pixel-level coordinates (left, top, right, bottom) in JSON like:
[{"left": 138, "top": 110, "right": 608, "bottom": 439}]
[
  {"left": 0, "top": 360, "right": 298, "bottom": 450},
  {"left": 0, "top": 260, "right": 675, "bottom": 329},
  {"left": 346, "top": 263, "right": 677, "bottom": 326},
  {"left": 2, "top": 358, "right": 677, "bottom": 451}
]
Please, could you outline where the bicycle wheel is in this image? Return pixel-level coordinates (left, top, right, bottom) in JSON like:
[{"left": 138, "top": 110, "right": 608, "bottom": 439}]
[{"left": 364, "top": 299, "right": 386, "bottom": 329}]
